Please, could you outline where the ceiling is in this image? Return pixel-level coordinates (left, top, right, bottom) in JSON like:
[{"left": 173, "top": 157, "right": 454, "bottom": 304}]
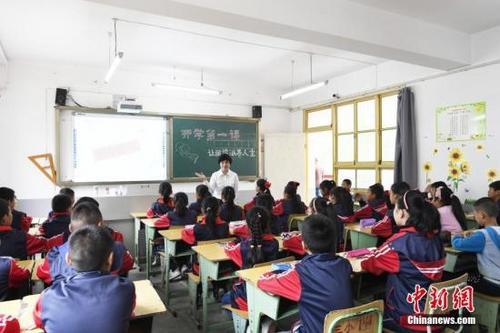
[
  {"left": 348, "top": 0, "right": 500, "bottom": 33},
  {"left": 0, "top": 0, "right": 383, "bottom": 91}
]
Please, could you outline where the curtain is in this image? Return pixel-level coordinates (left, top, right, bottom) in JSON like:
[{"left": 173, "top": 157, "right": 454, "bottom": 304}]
[{"left": 394, "top": 87, "right": 418, "bottom": 188}]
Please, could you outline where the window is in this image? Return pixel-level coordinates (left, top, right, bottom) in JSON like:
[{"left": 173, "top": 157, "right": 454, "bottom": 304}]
[{"left": 305, "top": 92, "right": 397, "bottom": 196}]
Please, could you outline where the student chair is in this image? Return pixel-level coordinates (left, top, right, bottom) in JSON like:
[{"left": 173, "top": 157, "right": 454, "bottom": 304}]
[
  {"left": 287, "top": 214, "right": 307, "bottom": 231},
  {"left": 423, "top": 273, "right": 468, "bottom": 333},
  {"left": 473, "top": 292, "right": 499, "bottom": 333},
  {"left": 323, "top": 300, "right": 384, "bottom": 333}
]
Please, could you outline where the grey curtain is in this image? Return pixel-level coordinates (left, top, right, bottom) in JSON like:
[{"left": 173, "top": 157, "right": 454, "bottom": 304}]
[{"left": 394, "top": 87, "right": 418, "bottom": 188}]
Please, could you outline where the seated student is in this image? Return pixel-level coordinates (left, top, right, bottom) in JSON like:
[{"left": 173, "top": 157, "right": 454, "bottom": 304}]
[
  {"left": 0, "top": 256, "right": 30, "bottom": 301},
  {"left": 36, "top": 202, "right": 133, "bottom": 285},
  {"left": 59, "top": 187, "right": 75, "bottom": 205},
  {"left": 0, "top": 199, "right": 47, "bottom": 260},
  {"left": 348, "top": 183, "right": 388, "bottom": 223},
  {"left": 73, "top": 197, "right": 124, "bottom": 243},
  {"left": 341, "top": 179, "right": 352, "bottom": 194},
  {"left": 146, "top": 181, "right": 174, "bottom": 218},
  {"left": 452, "top": 197, "right": 500, "bottom": 296},
  {"left": 155, "top": 192, "right": 197, "bottom": 228},
  {"left": 431, "top": 186, "right": 467, "bottom": 242},
  {"left": 243, "top": 179, "right": 274, "bottom": 212},
  {"left": 273, "top": 182, "right": 306, "bottom": 233},
  {"left": 488, "top": 180, "right": 500, "bottom": 224},
  {"left": 188, "top": 184, "right": 211, "bottom": 216},
  {"left": 181, "top": 197, "right": 229, "bottom": 245},
  {"left": 255, "top": 194, "right": 281, "bottom": 236},
  {"left": 358, "top": 190, "right": 445, "bottom": 332},
  {"left": 258, "top": 214, "right": 353, "bottom": 333},
  {"left": 220, "top": 186, "right": 244, "bottom": 223},
  {"left": 34, "top": 225, "right": 135, "bottom": 333},
  {"left": 329, "top": 186, "right": 354, "bottom": 222},
  {"left": 371, "top": 182, "right": 410, "bottom": 238},
  {"left": 47, "top": 188, "right": 76, "bottom": 219},
  {"left": 318, "top": 180, "right": 336, "bottom": 200},
  {"left": 39, "top": 194, "right": 72, "bottom": 238},
  {"left": 283, "top": 197, "right": 343, "bottom": 255},
  {"left": 222, "top": 207, "right": 279, "bottom": 310},
  {"left": 0, "top": 187, "right": 31, "bottom": 232}
]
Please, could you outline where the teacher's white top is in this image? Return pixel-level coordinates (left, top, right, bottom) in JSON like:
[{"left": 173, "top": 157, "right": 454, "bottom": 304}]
[{"left": 206, "top": 169, "right": 239, "bottom": 198}]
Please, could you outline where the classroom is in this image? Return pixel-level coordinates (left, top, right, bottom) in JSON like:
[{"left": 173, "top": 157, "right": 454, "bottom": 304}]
[{"left": 0, "top": 1, "right": 499, "bottom": 332}]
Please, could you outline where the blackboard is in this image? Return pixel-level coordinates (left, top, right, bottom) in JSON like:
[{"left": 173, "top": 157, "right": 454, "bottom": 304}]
[{"left": 171, "top": 117, "right": 259, "bottom": 180}]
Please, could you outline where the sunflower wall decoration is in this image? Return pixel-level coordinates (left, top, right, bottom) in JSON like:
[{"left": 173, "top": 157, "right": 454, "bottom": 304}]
[
  {"left": 447, "top": 147, "right": 469, "bottom": 192},
  {"left": 487, "top": 168, "right": 498, "bottom": 182},
  {"left": 422, "top": 162, "right": 432, "bottom": 183}
]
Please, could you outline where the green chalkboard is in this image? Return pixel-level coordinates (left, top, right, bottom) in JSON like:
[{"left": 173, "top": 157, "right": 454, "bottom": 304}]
[{"left": 171, "top": 117, "right": 259, "bottom": 180}]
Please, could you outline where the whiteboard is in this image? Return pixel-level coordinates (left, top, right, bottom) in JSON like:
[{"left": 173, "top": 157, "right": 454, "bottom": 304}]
[{"left": 58, "top": 110, "right": 167, "bottom": 184}]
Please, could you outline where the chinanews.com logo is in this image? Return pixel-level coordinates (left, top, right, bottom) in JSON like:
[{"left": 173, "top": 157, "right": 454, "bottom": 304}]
[{"left": 405, "top": 284, "right": 476, "bottom": 326}]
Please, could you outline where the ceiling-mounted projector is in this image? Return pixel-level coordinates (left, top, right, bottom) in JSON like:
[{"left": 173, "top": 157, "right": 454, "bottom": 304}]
[{"left": 117, "top": 98, "right": 143, "bottom": 114}]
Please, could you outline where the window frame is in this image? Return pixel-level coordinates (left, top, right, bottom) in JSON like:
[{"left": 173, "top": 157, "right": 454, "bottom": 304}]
[{"left": 304, "top": 90, "right": 397, "bottom": 194}]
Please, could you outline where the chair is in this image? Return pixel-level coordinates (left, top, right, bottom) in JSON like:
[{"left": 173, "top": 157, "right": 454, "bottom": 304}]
[
  {"left": 422, "top": 273, "right": 468, "bottom": 333},
  {"left": 473, "top": 292, "right": 499, "bottom": 333},
  {"left": 323, "top": 300, "right": 384, "bottom": 333},
  {"left": 287, "top": 214, "right": 307, "bottom": 231}
]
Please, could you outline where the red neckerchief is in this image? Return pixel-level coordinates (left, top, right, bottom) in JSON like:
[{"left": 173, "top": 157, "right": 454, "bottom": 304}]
[
  {"left": 200, "top": 216, "right": 225, "bottom": 225},
  {"left": 0, "top": 225, "right": 13, "bottom": 232}
]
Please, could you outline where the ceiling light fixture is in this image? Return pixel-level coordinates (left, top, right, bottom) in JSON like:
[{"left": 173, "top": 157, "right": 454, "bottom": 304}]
[
  {"left": 104, "top": 19, "right": 124, "bottom": 83},
  {"left": 152, "top": 69, "right": 222, "bottom": 96},
  {"left": 280, "top": 54, "right": 327, "bottom": 100}
]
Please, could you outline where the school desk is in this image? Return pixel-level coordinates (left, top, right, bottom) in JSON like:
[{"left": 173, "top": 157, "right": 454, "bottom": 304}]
[
  {"left": 140, "top": 217, "right": 160, "bottom": 279},
  {"left": 444, "top": 247, "right": 476, "bottom": 273},
  {"left": 158, "top": 226, "right": 193, "bottom": 315},
  {"left": 192, "top": 241, "right": 239, "bottom": 333},
  {"left": 344, "top": 222, "right": 378, "bottom": 250},
  {"left": 16, "top": 280, "right": 165, "bottom": 333},
  {"left": 237, "top": 250, "right": 372, "bottom": 333},
  {"left": 130, "top": 211, "right": 148, "bottom": 268},
  {"left": 30, "top": 217, "right": 45, "bottom": 226},
  {"left": 288, "top": 214, "right": 307, "bottom": 231}
]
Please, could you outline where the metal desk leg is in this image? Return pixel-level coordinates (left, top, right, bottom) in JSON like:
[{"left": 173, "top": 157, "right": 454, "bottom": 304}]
[
  {"left": 246, "top": 282, "right": 261, "bottom": 333},
  {"left": 134, "top": 217, "right": 141, "bottom": 266},
  {"left": 145, "top": 225, "right": 156, "bottom": 279},
  {"left": 200, "top": 259, "right": 210, "bottom": 333}
]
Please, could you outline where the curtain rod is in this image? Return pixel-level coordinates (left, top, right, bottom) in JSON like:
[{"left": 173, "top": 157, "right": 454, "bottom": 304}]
[{"left": 291, "top": 57, "right": 500, "bottom": 112}]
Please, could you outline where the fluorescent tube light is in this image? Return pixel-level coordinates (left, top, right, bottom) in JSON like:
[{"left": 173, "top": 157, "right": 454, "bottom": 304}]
[
  {"left": 104, "top": 52, "right": 124, "bottom": 83},
  {"left": 280, "top": 80, "right": 328, "bottom": 100},
  {"left": 152, "top": 82, "right": 222, "bottom": 96}
]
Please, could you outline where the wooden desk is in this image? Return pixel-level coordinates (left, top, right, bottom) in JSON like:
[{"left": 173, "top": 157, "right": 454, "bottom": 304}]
[
  {"left": 345, "top": 223, "right": 378, "bottom": 250},
  {"left": 0, "top": 299, "right": 22, "bottom": 317},
  {"left": 16, "top": 260, "right": 35, "bottom": 273},
  {"left": 192, "top": 241, "right": 238, "bottom": 332},
  {"left": 130, "top": 211, "right": 148, "bottom": 269},
  {"left": 31, "top": 259, "right": 44, "bottom": 282},
  {"left": 158, "top": 227, "right": 194, "bottom": 313},
  {"left": 140, "top": 218, "right": 160, "bottom": 279}
]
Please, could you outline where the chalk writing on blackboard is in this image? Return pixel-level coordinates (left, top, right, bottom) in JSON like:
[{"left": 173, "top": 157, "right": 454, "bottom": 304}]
[
  {"left": 207, "top": 148, "right": 256, "bottom": 158},
  {"left": 175, "top": 142, "right": 199, "bottom": 164},
  {"left": 180, "top": 128, "right": 242, "bottom": 142}
]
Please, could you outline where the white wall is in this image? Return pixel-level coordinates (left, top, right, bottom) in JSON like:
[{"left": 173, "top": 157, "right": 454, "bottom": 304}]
[
  {"left": 288, "top": 61, "right": 500, "bottom": 200},
  {"left": 0, "top": 61, "right": 293, "bottom": 201}
]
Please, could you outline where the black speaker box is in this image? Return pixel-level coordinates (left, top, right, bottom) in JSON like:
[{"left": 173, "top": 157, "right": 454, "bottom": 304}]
[
  {"left": 55, "top": 88, "right": 68, "bottom": 106},
  {"left": 252, "top": 105, "right": 262, "bottom": 118}
]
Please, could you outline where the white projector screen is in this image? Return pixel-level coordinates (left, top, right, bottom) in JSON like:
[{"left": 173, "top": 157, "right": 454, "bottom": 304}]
[{"left": 59, "top": 110, "right": 167, "bottom": 183}]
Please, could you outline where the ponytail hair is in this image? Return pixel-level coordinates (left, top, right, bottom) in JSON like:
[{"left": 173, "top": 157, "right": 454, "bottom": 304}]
[
  {"left": 255, "top": 193, "right": 274, "bottom": 213},
  {"left": 435, "top": 186, "right": 467, "bottom": 230},
  {"left": 159, "top": 181, "right": 173, "bottom": 202},
  {"left": 245, "top": 207, "right": 270, "bottom": 268},
  {"left": 174, "top": 192, "right": 189, "bottom": 218},
  {"left": 256, "top": 179, "right": 273, "bottom": 198},
  {"left": 319, "top": 180, "right": 336, "bottom": 197},
  {"left": 284, "top": 181, "right": 305, "bottom": 214},
  {"left": 196, "top": 184, "right": 211, "bottom": 203},
  {"left": 202, "top": 197, "right": 219, "bottom": 232},
  {"left": 331, "top": 187, "right": 354, "bottom": 216},
  {"left": 397, "top": 190, "right": 441, "bottom": 234}
]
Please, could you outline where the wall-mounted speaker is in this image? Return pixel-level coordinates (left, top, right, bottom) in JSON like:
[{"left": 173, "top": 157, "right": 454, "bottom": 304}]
[
  {"left": 252, "top": 105, "right": 262, "bottom": 118},
  {"left": 55, "top": 88, "right": 68, "bottom": 106}
]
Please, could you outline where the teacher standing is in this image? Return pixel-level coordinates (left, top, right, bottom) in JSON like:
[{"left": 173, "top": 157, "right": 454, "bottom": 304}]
[{"left": 195, "top": 153, "right": 239, "bottom": 198}]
